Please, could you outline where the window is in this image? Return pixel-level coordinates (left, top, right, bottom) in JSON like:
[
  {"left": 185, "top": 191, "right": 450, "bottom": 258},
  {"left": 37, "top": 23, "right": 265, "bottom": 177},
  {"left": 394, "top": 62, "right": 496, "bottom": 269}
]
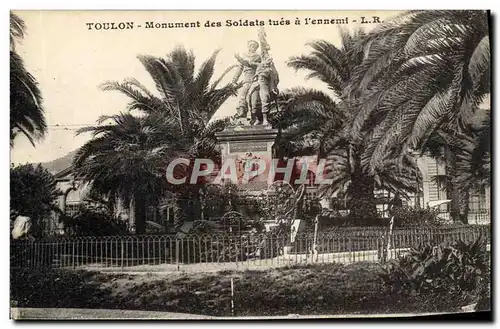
[
  {"left": 469, "top": 189, "right": 488, "bottom": 213},
  {"left": 65, "top": 203, "right": 80, "bottom": 217},
  {"left": 66, "top": 188, "right": 82, "bottom": 203},
  {"left": 306, "top": 191, "right": 317, "bottom": 200},
  {"left": 375, "top": 189, "right": 391, "bottom": 218}
]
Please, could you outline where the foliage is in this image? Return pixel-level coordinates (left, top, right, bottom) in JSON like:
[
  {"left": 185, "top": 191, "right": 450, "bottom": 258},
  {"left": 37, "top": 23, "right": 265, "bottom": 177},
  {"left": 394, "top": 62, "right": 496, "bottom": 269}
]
[
  {"left": 318, "top": 213, "right": 387, "bottom": 228},
  {"left": 200, "top": 183, "right": 242, "bottom": 220},
  {"left": 189, "top": 220, "right": 220, "bottom": 234},
  {"left": 348, "top": 10, "right": 490, "bottom": 168},
  {"left": 301, "top": 196, "right": 322, "bottom": 220},
  {"left": 391, "top": 206, "right": 446, "bottom": 227},
  {"left": 278, "top": 29, "right": 422, "bottom": 224},
  {"left": 348, "top": 11, "right": 490, "bottom": 222},
  {"left": 59, "top": 203, "right": 128, "bottom": 236},
  {"left": 279, "top": 11, "right": 490, "bottom": 225},
  {"left": 188, "top": 217, "right": 265, "bottom": 235},
  {"left": 11, "top": 262, "right": 486, "bottom": 316},
  {"left": 10, "top": 12, "right": 47, "bottom": 147},
  {"left": 380, "top": 236, "right": 490, "bottom": 308},
  {"left": 98, "top": 46, "right": 239, "bottom": 160},
  {"left": 10, "top": 164, "right": 60, "bottom": 235},
  {"left": 425, "top": 112, "right": 491, "bottom": 222},
  {"left": 10, "top": 268, "right": 112, "bottom": 309},
  {"left": 74, "top": 113, "right": 169, "bottom": 234},
  {"left": 75, "top": 47, "right": 240, "bottom": 233},
  {"left": 10, "top": 12, "right": 25, "bottom": 50},
  {"left": 201, "top": 183, "right": 313, "bottom": 225},
  {"left": 454, "top": 111, "right": 491, "bottom": 195}
]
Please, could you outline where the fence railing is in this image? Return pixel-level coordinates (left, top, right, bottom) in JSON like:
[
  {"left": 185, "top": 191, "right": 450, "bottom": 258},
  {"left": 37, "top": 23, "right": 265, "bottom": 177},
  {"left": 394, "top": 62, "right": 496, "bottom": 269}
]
[
  {"left": 435, "top": 211, "right": 491, "bottom": 225},
  {"left": 11, "top": 225, "right": 490, "bottom": 272}
]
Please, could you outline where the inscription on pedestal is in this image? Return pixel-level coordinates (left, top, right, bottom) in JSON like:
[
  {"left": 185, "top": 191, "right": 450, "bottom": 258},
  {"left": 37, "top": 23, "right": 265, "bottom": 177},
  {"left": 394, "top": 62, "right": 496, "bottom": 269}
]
[{"left": 229, "top": 142, "right": 268, "bottom": 153}]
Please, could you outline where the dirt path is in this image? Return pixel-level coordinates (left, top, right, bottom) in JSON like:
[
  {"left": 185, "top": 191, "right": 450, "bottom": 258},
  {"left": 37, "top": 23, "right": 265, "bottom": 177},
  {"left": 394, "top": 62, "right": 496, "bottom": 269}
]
[
  {"left": 10, "top": 307, "right": 445, "bottom": 320},
  {"left": 74, "top": 250, "right": 383, "bottom": 274},
  {"left": 10, "top": 307, "right": 212, "bottom": 320}
]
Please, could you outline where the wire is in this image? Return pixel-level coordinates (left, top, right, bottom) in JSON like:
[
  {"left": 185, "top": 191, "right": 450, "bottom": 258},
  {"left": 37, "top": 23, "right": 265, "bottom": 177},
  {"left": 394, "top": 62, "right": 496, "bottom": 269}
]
[
  {"left": 47, "top": 124, "right": 106, "bottom": 127},
  {"left": 45, "top": 123, "right": 114, "bottom": 131}
]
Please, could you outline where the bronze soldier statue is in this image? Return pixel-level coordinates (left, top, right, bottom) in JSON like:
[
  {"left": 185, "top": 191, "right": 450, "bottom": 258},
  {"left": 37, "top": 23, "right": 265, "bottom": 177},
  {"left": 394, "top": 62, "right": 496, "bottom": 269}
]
[
  {"left": 246, "top": 28, "right": 280, "bottom": 126},
  {"left": 231, "top": 40, "right": 261, "bottom": 123}
]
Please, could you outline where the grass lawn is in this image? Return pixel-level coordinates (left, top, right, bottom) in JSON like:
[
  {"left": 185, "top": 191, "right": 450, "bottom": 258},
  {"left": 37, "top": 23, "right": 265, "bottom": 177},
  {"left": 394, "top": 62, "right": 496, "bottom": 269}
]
[{"left": 10, "top": 262, "right": 476, "bottom": 317}]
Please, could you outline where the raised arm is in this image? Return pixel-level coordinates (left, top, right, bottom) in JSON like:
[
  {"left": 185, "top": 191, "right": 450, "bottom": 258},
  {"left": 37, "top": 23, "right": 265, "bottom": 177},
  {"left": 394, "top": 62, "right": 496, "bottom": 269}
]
[
  {"left": 235, "top": 53, "right": 260, "bottom": 68},
  {"left": 231, "top": 65, "right": 243, "bottom": 84}
]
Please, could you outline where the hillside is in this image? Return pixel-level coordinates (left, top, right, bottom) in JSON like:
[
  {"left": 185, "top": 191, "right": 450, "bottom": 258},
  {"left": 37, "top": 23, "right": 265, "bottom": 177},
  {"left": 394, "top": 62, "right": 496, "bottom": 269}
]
[{"left": 39, "top": 150, "right": 78, "bottom": 175}]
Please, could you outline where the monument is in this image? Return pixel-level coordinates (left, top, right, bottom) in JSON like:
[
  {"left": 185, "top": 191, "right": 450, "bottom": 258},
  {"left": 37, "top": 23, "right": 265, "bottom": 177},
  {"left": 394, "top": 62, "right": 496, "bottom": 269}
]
[
  {"left": 230, "top": 27, "right": 280, "bottom": 126},
  {"left": 216, "top": 27, "right": 280, "bottom": 191}
]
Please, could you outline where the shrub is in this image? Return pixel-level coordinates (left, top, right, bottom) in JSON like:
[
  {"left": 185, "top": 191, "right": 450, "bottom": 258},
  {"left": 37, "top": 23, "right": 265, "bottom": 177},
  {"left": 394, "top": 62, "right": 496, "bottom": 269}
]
[
  {"left": 60, "top": 204, "right": 128, "bottom": 236},
  {"left": 379, "top": 236, "right": 490, "bottom": 310},
  {"left": 391, "top": 206, "right": 446, "bottom": 227},
  {"left": 10, "top": 267, "right": 111, "bottom": 308},
  {"left": 10, "top": 164, "right": 61, "bottom": 237}
]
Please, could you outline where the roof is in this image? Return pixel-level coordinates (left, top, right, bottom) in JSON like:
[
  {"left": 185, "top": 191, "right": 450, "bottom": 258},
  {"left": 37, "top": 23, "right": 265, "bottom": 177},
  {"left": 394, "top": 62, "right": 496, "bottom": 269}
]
[
  {"left": 40, "top": 149, "right": 78, "bottom": 175},
  {"left": 54, "top": 165, "right": 76, "bottom": 180}
]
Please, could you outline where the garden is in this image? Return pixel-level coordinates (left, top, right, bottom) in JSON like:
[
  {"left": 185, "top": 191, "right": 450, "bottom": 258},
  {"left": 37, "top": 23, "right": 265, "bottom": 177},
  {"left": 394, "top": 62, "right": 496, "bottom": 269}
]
[
  {"left": 9, "top": 9, "right": 491, "bottom": 318},
  {"left": 11, "top": 236, "right": 490, "bottom": 316}
]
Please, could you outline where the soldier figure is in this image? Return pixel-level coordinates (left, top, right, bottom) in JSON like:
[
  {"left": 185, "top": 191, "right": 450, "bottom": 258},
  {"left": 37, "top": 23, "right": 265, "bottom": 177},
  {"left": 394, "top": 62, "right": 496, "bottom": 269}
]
[
  {"left": 231, "top": 40, "right": 261, "bottom": 122},
  {"left": 246, "top": 28, "right": 280, "bottom": 126}
]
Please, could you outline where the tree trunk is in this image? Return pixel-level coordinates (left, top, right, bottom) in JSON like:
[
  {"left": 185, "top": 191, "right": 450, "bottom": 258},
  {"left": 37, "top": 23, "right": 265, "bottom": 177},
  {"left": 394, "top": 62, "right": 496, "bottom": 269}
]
[
  {"left": 348, "top": 174, "right": 377, "bottom": 226},
  {"left": 459, "top": 189, "right": 470, "bottom": 224},
  {"left": 132, "top": 196, "right": 146, "bottom": 234},
  {"left": 176, "top": 188, "right": 203, "bottom": 224},
  {"left": 444, "top": 146, "right": 463, "bottom": 223},
  {"left": 347, "top": 147, "right": 377, "bottom": 225}
]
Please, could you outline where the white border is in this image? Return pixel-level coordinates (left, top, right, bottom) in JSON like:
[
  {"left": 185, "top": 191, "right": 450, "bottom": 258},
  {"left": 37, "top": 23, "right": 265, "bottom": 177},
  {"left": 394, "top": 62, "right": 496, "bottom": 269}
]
[{"left": 2, "top": 1, "right": 497, "bottom": 329}]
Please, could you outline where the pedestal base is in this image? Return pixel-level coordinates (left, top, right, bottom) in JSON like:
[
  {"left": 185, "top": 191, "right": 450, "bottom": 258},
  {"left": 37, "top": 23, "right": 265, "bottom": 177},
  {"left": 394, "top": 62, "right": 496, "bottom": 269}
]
[{"left": 215, "top": 125, "right": 278, "bottom": 192}]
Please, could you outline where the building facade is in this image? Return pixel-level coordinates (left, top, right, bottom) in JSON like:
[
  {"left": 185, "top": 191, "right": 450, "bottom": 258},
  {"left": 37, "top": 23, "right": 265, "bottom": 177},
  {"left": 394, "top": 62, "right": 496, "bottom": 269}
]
[{"left": 48, "top": 142, "right": 490, "bottom": 234}]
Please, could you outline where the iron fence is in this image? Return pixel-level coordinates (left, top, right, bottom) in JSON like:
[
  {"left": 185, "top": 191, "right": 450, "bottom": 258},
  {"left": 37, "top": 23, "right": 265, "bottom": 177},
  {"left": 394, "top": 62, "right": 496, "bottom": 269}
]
[
  {"left": 11, "top": 225, "right": 490, "bottom": 272},
  {"left": 435, "top": 210, "right": 491, "bottom": 225}
]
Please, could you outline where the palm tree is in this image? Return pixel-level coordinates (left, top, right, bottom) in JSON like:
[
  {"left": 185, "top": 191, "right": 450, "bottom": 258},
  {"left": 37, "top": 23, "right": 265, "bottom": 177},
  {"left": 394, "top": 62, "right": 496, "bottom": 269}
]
[
  {"left": 10, "top": 12, "right": 25, "bottom": 51},
  {"left": 10, "top": 12, "right": 47, "bottom": 147},
  {"left": 74, "top": 113, "right": 170, "bottom": 234},
  {"left": 280, "top": 29, "right": 421, "bottom": 224},
  {"left": 456, "top": 112, "right": 491, "bottom": 193},
  {"left": 75, "top": 47, "right": 239, "bottom": 232},
  {"left": 100, "top": 47, "right": 239, "bottom": 157},
  {"left": 273, "top": 87, "right": 345, "bottom": 159},
  {"left": 428, "top": 109, "right": 491, "bottom": 223},
  {"left": 347, "top": 10, "right": 490, "bottom": 221}
]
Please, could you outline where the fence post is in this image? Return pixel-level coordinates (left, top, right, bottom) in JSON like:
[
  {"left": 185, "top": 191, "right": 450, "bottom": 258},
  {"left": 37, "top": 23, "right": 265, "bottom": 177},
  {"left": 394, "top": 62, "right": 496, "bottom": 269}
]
[
  {"left": 121, "top": 240, "right": 124, "bottom": 271},
  {"left": 72, "top": 241, "right": 76, "bottom": 270},
  {"left": 376, "top": 231, "right": 381, "bottom": 263},
  {"left": 176, "top": 239, "right": 180, "bottom": 271},
  {"left": 235, "top": 236, "right": 239, "bottom": 267},
  {"left": 348, "top": 236, "right": 352, "bottom": 263},
  {"left": 231, "top": 277, "right": 235, "bottom": 317}
]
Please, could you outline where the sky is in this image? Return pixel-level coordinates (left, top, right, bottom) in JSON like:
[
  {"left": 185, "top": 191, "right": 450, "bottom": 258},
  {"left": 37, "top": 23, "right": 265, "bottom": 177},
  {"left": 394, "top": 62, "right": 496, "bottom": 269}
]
[{"left": 10, "top": 10, "right": 404, "bottom": 165}]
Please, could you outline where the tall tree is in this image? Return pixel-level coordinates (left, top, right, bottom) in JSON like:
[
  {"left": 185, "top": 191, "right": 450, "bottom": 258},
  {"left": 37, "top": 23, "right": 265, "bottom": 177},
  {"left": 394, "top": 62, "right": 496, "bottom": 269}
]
[
  {"left": 348, "top": 10, "right": 490, "bottom": 221},
  {"left": 10, "top": 164, "right": 60, "bottom": 236},
  {"left": 74, "top": 113, "right": 170, "bottom": 234},
  {"left": 427, "top": 109, "right": 491, "bottom": 223},
  {"left": 280, "top": 29, "right": 420, "bottom": 224},
  {"left": 10, "top": 12, "right": 47, "bottom": 147},
  {"left": 75, "top": 47, "right": 239, "bottom": 233}
]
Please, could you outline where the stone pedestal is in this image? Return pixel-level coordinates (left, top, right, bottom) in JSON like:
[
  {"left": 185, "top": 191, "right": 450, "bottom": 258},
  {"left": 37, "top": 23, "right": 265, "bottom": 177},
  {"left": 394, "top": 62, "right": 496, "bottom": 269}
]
[{"left": 215, "top": 125, "right": 278, "bottom": 191}]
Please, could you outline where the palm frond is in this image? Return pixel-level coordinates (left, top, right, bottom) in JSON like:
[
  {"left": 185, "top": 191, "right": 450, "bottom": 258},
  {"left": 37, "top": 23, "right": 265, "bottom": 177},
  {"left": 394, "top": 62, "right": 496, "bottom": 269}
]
[
  {"left": 167, "top": 46, "right": 196, "bottom": 84},
  {"left": 10, "top": 12, "right": 26, "bottom": 50},
  {"left": 287, "top": 54, "right": 344, "bottom": 96},
  {"left": 194, "top": 48, "right": 221, "bottom": 94},
  {"left": 468, "top": 36, "right": 490, "bottom": 90},
  {"left": 10, "top": 51, "right": 46, "bottom": 145},
  {"left": 137, "top": 54, "right": 184, "bottom": 102}
]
